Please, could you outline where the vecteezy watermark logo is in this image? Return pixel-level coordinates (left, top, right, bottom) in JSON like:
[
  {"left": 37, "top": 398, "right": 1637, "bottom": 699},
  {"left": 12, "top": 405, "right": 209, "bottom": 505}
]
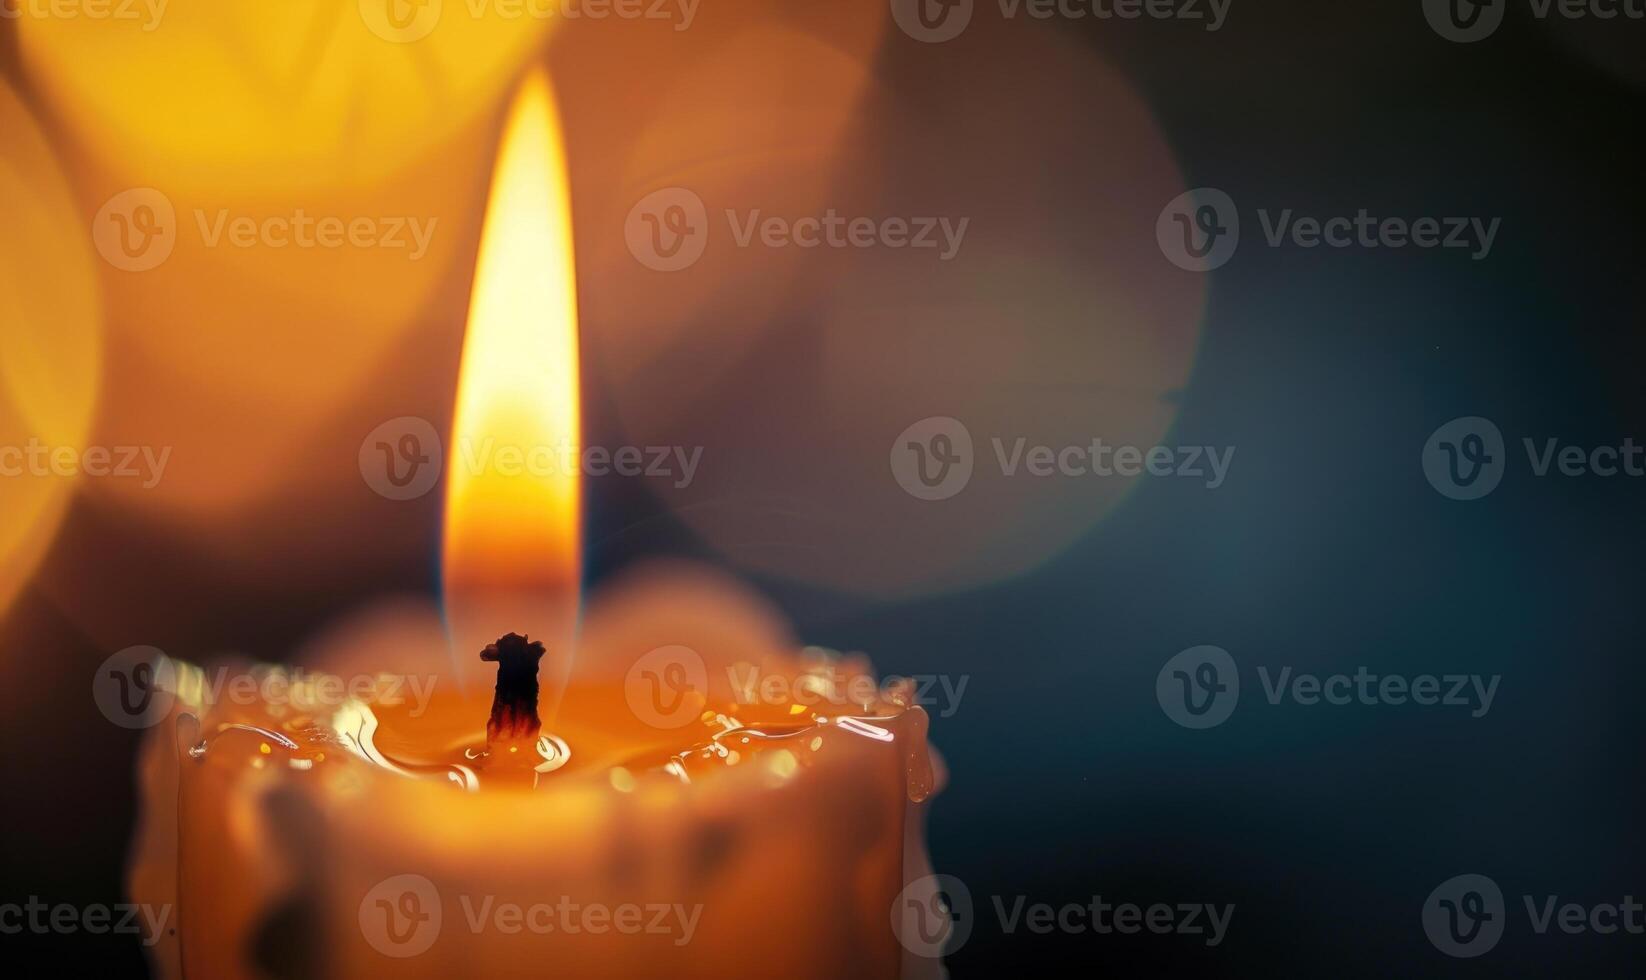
[
  {"left": 359, "top": 875, "right": 702, "bottom": 956},
  {"left": 92, "top": 187, "right": 177, "bottom": 272},
  {"left": 892, "top": 416, "right": 1235, "bottom": 501},
  {"left": 1157, "top": 188, "right": 1240, "bottom": 272},
  {"left": 360, "top": 874, "right": 443, "bottom": 957},
  {"left": 1157, "top": 647, "right": 1502, "bottom": 728},
  {"left": 1424, "top": 873, "right": 1646, "bottom": 957},
  {"left": 626, "top": 187, "right": 709, "bottom": 272},
  {"left": 1159, "top": 189, "right": 1503, "bottom": 270},
  {"left": 359, "top": 0, "right": 443, "bottom": 43},
  {"left": 996, "top": 0, "right": 1232, "bottom": 30},
  {"left": 93, "top": 188, "right": 439, "bottom": 271},
  {"left": 359, "top": 417, "right": 704, "bottom": 500},
  {"left": 362, "top": 0, "right": 699, "bottom": 40},
  {"left": 727, "top": 664, "right": 970, "bottom": 718},
  {"left": 624, "top": 645, "right": 710, "bottom": 729},
  {"left": 894, "top": 875, "right": 1233, "bottom": 953},
  {"left": 359, "top": 417, "right": 444, "bottom": 501},
  {"left": 891, "top": 416, "right": 975, "bottom": 501},
  {"left": 1423, "top": 874, "right": 1505, "bottom": 957},
  {"left": 0, "top": 898, "right": 173, "bottom": 946},
  {"left": 893, "top": 874, "right": 974, "bottom": 958},
  {"left": 1423, "top": 416, "right": 1646, "bottom": 500},
  {"left": 92, "top": 646, "right": 179, "bottom": 730},
  {"left": 995, "top": 894, "right": 1234, "bottom": 946},
  {"left": 890, "top": 0, "right": 975, "bottom": 42},
  {"left": 94, "top": 650, "right": 440, "bottom": 730},
  {"left": 1423, "top": 0, "right": 1507, "bottom": 42},
  {"left": 890, "top": 0, "right": 1231, "bottom": 41},
  {"left": 483, "top": 0, "right": 700, "bottom": 29},
  {"left": 1423, "top": 416, "right": 1506, "bottom": 500},
  {"left": 625, "top": 188, "right": 969, "bottom": 271},
  {"left": 1156, "top": 645, "right": 1239, "bottom": 729},
  {"left": 1426, "top": 0, "right": 1646, "bottom": 43}
]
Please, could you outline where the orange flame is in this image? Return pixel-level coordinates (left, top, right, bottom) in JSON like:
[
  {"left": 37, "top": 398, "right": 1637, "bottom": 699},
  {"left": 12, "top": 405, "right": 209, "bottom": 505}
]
[{"left": 442, "top": 68, "right": 581, "bottom": 692}]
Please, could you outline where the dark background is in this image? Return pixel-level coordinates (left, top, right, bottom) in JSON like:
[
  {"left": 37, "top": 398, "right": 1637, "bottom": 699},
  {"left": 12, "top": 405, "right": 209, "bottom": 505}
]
[{"left": 3, "top": 2, "right": 1644, "bottom": 976}]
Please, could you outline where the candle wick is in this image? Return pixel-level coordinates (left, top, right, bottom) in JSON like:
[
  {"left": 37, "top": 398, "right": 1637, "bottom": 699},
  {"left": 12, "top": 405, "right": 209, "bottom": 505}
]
[{"left": 480, "top": 632, "right": 545, "bottom": 750}]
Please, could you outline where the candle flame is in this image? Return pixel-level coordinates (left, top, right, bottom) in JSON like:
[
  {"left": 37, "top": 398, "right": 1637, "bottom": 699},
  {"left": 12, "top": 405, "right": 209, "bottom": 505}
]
[{"left": 442, "top": 68, "right": 581, "bottom": 691}]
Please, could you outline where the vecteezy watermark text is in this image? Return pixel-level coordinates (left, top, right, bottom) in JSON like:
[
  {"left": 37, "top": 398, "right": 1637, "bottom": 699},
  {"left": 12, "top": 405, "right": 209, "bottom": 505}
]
[
  {"left": 1423, "top": 415, "right": 1646, "bottom": 500},
  {"left": 890, "top": 416, "right": 1234, "bottom": 501},
  {"left": 0, "top": 898, "right": 172, "bottom": 947},
  {"left": 890, "top": 0, "right": 1232, "bottom": 43},
  {"left": 625, "top": 187, "right": 969, "bottom": 271},
  {"left": 92, "top": 188, "right": 438, "bottom": 272},
  {"left": 466, "top": 0, "right": 698, "bottom": 28},
  {"left": 994, "top": 895, "right": 1233, "bottom": 946},
  {"left": 358, "top": 0, "right": 699, "bottom": 44},
  {"left": 892, "top": 874, "right": 1233, "bottom": 959},
  {"left": 1157, "top": 188, "right": 1502, "bottom": 271},
  {"left": 1157, "top": 646, "right": 1501, "bottom": 729},
  {"left": 1424, "top": 873, "right": 1646, "bottom": 958},
  {"left": 359, "top": 416, "right": 703, "bottom": 500},
  {"left": 0, "top": 439, "right": 171, "bottom": 488},
  {"left": 92, "top": 646, "right": 440, "bottom": 729},
  {"left": 358, "top": 874, "right": 701, "bottom": 958},
  {"left": 0, "top": 0, "right": 166, "bottom": 30},
  {"left": 618, "top": 646, "right": 966, "bottom": 728},
  {"left": 725, "top": 662, "right": 969, "bottom": 719}
]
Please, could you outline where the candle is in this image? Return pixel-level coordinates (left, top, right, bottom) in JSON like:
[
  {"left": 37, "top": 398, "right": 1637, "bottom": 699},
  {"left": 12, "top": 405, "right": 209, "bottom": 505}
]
[{"left": 126, "top": 69, "right": 948, "bottom": 979}]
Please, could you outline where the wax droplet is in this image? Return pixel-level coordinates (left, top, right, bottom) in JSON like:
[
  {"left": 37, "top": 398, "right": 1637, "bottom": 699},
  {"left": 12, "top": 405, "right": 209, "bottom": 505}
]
[
  {"left": 532, "top": 734, "right": 572, "bottom": 775},
  {"left": 901, "top": 708, "right": 935, "bottom": 804},
  {"left": 768, "top": 750, "right": 797, "bottom": 779},
  {"left": 835, "top": 717, "right": 894, "bottom": 742},
  {"left": 809, "top": 736, "right": 823, "bottom": 752},
  {"left": 448, "top": 765, "right": 480, "bottom": 792},
  {"left": 259, "top": 743, "right": 271, "bottom": 755},
  {"left": 609, "top": 767, "right": 636, "bottom": 793}
]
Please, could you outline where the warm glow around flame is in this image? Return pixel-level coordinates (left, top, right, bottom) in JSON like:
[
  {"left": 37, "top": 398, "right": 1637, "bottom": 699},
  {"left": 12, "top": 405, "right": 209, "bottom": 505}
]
[{"left": 443, "top": 68, "right": 581, "bottom": 680}]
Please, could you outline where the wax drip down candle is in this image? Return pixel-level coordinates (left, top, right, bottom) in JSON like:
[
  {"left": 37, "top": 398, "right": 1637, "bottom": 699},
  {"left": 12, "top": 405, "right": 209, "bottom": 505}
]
[{"left": 125, "top": 65, "right": 949, "bottom": 980}]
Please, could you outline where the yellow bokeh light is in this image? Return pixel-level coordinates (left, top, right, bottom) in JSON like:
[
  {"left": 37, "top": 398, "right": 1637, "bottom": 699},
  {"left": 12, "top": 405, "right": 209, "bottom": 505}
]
[
  {"left": 17, "top": 4, "right": 553, "bottom": 195},
  {"left": 0, "top": 80, "right": 102, "bottom": 617}
]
